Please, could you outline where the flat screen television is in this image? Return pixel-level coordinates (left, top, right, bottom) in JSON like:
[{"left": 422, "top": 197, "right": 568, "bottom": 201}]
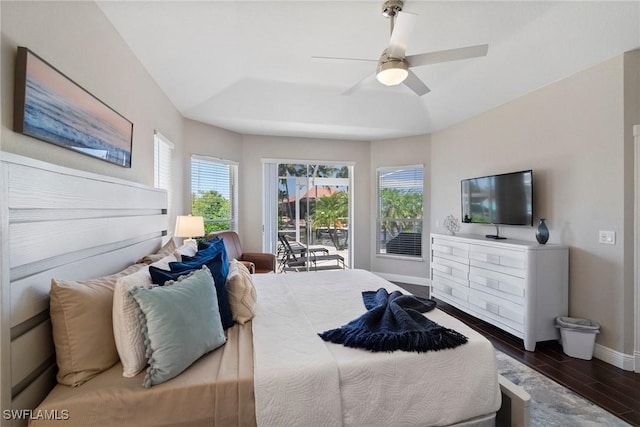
[{"left": 461, "top": 170, "right": 533, "bottom": 235}]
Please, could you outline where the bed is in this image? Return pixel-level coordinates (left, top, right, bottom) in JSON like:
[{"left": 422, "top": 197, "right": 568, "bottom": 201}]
[
  {"left": 1, "top": 154, "right": 520, "bottom": 427},
  {"left": 27, "top": 268, "right": 501, "bottom": 427}
]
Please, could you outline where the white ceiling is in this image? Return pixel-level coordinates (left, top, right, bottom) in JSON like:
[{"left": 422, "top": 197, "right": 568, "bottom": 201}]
[{"left": 97, "top": 1, "right": 640, "bottom": 141}]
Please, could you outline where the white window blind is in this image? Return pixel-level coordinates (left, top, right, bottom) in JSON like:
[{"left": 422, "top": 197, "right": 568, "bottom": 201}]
[
  {"left": 191, "top": 155, "right": 238, "bottom": 232},
  {"left": 154, "top": 131, "right": 174, "bottom": 219},
  {"left": 154, "top": 131, "right": 173, "bottom": 191},
  {"left": 376, "top": 165, "right": 424, "bottom": 257}
]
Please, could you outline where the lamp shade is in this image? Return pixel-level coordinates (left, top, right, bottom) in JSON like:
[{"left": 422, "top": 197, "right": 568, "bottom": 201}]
[{"left": 174, "top": 215, "right": 205, "bottom": 238}]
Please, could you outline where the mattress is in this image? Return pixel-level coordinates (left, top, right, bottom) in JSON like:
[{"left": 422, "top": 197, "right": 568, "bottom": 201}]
[
  {"left": 29, "top": 323, "right": 255, "bottom": 427},
  {"left": 251, "top": 269, "right": 502, "bottom": 427}
]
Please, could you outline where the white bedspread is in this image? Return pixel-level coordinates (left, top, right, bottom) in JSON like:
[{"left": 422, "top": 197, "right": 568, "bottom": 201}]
[{"left": 252, "top": 269, "right": 501, "bottom": 427}]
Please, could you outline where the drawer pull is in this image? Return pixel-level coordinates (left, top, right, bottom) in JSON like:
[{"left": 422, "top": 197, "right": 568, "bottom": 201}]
[
  {"left": 433, "top": 264, "right": 452, "bottom": 275},
  {"left": 436, "top": 245, "right": 453, "bottom": 255},
  {"left": 486, "top": 254, "right": 500, "bottom": 264},
  {"left": 486, "top": 302, "right": 500, "bottom": 314},
  {"left": 486, "top": 278, "right": 500, "bottom": 289}
]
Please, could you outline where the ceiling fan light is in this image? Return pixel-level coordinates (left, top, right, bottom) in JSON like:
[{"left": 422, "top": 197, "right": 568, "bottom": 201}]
[{"left": 376, "top": 60, "right": 408, "bottom": 86}]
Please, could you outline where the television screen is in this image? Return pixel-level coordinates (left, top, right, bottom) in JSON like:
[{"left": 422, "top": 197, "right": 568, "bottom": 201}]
[{"left": 461, "top": 170, "right": 533, "bottom": 226}]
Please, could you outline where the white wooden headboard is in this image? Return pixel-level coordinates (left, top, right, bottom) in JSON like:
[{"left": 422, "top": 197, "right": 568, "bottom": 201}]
[{"left": 0, "top": 153, "right": 168, "bottom": 426}]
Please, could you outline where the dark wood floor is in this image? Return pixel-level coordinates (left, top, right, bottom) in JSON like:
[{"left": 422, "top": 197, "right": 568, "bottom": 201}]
[{"left": 396, "top": 283, "right": 640, "bottom": 426}]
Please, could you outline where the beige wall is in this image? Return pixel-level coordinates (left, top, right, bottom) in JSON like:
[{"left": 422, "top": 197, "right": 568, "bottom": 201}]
[
  {"left": 0, "top": 1, "right": 184, "bottom": 220},
  {"left": 430, "top": 54, "right": 635, "bottom": 353},
  {"left": 370, "top": 135, "right": 431, "bottom": 282}
]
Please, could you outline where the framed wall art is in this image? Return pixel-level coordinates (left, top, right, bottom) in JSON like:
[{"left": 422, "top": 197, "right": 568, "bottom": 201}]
[{"left": 14, "top": 46, "right": 133, "bottom": 167}]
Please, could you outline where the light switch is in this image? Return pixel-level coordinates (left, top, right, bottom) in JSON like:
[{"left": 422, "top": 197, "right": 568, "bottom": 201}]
[{"left": 599, "top": 231, "right": 616, "bottom": 245}]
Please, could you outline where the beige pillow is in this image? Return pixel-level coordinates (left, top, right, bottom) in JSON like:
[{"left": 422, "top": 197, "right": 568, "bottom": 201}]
[
  {"left": 112, "top": 254, "right": 176, "bottom": 377},
  {"left": 136, "top": 238, "right": 177, "bottom": 264},
  {"left": 50, "top": 263, "right": 146, "bottom": 386},
  {"left": 225, "top": 259, "right": 257, "bottom": 324}
]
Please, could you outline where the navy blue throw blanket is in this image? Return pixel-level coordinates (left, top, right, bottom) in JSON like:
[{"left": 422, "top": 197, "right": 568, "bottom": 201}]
[{"left": 319, "top": 288, "right": 468, "bottom": 353}]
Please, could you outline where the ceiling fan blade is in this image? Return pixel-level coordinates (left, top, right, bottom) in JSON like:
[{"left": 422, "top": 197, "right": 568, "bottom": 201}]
[
  {"left": 342, "top": 72, "right": 375, "bottom": 95},
  {"left": 387, "top": 11, "right": 417, "bottom": 59},
  {"left": 312, "top": 56, "right": 377, "bottom": 64},
  {"left": 403, "top": 70, "right": 430, "bottom": 96},
  {"left": 406, "top": 44, "right": 488, "bottom": 68}
]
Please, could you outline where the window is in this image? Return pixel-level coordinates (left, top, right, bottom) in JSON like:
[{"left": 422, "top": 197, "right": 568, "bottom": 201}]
[
  {"left": 154, "top": 131, "right": 174, "bottom": 211},
  {"left": 154, "top": 131, "right": 173, "bottom": 191},
  {"left": 376, "top": 165, "right": 423, "bottom": 258},
  {"left": 191, "top": 155, "right": 238, "bottom": 233}
]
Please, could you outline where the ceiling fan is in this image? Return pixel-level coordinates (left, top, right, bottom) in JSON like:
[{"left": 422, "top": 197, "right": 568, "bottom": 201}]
[{"left": 313, "top": 0, "right": 488, "bottom": 96}]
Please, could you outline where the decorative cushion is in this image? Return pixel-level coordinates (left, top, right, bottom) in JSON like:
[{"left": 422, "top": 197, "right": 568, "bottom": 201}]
[
  {"left": 112, "top": 254, "right": 177, "bottom": 377},
  {"left": 136, "top": 238, "right": 177, "bottom": 264},
  {"left": 130, "top": 266, "right": 226, "bottom": 388},
  {"left": 172, "top": 240, "right": 233, "bottom": 329},
  {"left": 49, "top": 263, "right": 146, "bottom": 386},
  {"left": 149, "top": 265, "right": 194, "bottom": 286},
  {"left": 225, "top": 259, "right": 257, "bottom": 324},
  {"left": 198, "top": 236, "right": 224, "bottom": 252},
  {"left": 174, "top": 253, "right": 230, "bottom": 290},
  {"left": 173, "top": 240, "right": 198, "bottom": 261}
]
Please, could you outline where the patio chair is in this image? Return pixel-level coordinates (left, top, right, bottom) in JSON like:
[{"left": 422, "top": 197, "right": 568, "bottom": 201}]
[{"left": 278, "top": 234, "right": 345, "bottom": 272}]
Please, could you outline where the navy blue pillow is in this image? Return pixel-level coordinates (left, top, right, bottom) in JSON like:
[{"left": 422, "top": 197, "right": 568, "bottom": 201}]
[
  {"left": 193, "top": 238, "right": 227, "bottom": 263},
  {"left": 198, "top": 237, "right": 224, "bottom": 251},
  {"left": 149, "top": 265, "right": 195, "bottom": 286},
  {"left": 169, "top": 252, "right": 233, "bottom": 330},
  {"left": 183, "top": 236, "right": 230, "bottom": 288}
]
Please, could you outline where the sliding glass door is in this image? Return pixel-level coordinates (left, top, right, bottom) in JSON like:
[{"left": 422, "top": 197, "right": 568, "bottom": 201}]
[{"left": 274, "top": 162, "right": 351, "bottom": 272}]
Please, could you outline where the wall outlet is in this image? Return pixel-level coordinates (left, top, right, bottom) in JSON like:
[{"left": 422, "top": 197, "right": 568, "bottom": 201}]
[{"left": 599, "top": 231, "right": 616, "bottom": 245}]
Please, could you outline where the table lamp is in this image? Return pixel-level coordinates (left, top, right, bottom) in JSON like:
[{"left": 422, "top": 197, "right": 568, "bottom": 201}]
[{"left": 174, "top": 215, "right": 205, "bottom": 244}]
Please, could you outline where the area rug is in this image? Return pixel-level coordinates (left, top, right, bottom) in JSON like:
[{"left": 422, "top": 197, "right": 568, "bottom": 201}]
[{"left": 495, "top": 351, "right": 630, "bottom": 426}]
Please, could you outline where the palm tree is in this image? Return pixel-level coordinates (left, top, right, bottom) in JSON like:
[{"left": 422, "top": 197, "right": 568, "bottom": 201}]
[
  {"left": 380, "top": 188, "right": 423, "bottom": 240},
  {"left": 313, "top": 191, "right": 348, "bottom": 249}
]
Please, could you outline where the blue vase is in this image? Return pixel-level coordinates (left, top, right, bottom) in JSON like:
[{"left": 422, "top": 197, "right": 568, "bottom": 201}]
[{"left": 536, "top": 218, "right": 549, "bottom": 244}]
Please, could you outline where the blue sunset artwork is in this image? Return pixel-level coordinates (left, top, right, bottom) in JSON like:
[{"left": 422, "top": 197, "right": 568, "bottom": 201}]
[{"left": 21, "top": 51, "right": 132, "bottom": 167}]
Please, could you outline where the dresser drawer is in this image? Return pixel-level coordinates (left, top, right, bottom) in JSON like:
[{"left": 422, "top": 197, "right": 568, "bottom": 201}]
[
  {"left": 432, "top": 256, "right": 468, "bottom": 283},
  {"left": 469, "top": 245, "right": 526, "bottom": 278},
  {"left": 468, "top": 289, "right": 524, "bottom": 332},
  {"left": 431, "top": 238, "right": 469, "bottom": 265},
  {"left": 432, "top": 273, "right": 469, "bottom": 307},
  {"left": 469, "top": 266, "right": 525, "bottom": 304}
]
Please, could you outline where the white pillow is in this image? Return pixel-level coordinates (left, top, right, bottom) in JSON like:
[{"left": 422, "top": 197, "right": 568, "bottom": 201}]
[
  {"left": 173, "top": 240, "right": 198, "bottom": 262},
  {"left": 113, "top": 254, "right": 176, "bottom": 377},
  {"left": 225, "top": 259, "right": 257, "bottom": 324}
]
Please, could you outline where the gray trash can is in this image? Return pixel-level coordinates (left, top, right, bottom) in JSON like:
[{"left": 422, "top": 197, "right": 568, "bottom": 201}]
[{"left": 555, "top": 317, "right": 600, "bottom": 360}]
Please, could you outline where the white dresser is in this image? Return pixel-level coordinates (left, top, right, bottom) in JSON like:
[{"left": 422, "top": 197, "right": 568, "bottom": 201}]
[{"left": 430, "top": 233, "right": 568, "bottom": 351}]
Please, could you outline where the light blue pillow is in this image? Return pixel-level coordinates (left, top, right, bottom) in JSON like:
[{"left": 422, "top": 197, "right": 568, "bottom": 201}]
[{"left": 130, "top": 266, "right": 226, "bottom": 388}]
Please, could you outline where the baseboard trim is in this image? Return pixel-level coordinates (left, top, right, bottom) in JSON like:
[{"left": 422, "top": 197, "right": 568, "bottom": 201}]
[
  {"left": 593, "top": 343, "right": 636, "bottom": 371},
  {"left": 374, "top": 272, "right": 430, "bottom": 287}
]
